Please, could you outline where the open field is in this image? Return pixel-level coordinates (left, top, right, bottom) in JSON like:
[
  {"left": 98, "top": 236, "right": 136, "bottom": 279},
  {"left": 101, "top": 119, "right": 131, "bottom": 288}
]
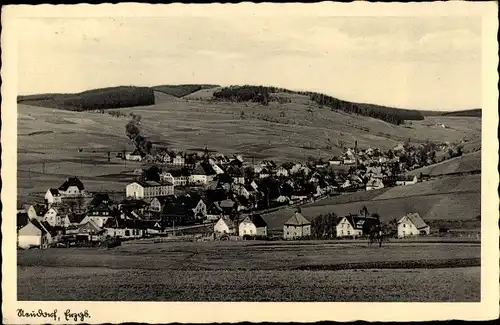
[{"left": 18, "top": 241, "right": 480, "bottom": 301}]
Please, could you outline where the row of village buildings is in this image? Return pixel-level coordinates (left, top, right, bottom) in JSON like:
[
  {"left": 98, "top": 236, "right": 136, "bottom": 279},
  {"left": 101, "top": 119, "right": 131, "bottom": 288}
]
[{"left": 17, "top": 145, "right": 433, "bottom": 249}]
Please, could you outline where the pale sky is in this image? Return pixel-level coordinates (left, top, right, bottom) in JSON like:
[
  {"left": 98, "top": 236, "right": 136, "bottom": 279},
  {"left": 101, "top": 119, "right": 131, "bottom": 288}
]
[{"left": 16, "top": 16, "right": 482, "bottom": 111}]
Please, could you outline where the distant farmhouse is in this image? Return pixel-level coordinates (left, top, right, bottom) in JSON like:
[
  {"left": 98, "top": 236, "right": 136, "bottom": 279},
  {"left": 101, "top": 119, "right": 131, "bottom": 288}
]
[
  {"left": 283, "top": 209, "right": 311, "bottom": 240},
  {"left": 397, "top": 213, "right": 430, "bottom": 238}
]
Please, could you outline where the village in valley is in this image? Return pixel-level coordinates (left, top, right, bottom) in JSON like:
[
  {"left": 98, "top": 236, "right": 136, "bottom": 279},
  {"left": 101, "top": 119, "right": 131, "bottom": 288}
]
[{"left": 17, "top": 136, "right": 464, "bottom": 249}]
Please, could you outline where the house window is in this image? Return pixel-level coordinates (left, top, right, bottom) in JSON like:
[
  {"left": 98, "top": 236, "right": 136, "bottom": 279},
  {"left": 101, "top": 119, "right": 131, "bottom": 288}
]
[
  {"left": 125, "top": 230, "right": 130, "bottom": 237},
  {"left": 347, "top": 231, "right": 350, "bottom": 235},
  {"left": 403, "top": 224, "right": 406, "bottom": 228}
]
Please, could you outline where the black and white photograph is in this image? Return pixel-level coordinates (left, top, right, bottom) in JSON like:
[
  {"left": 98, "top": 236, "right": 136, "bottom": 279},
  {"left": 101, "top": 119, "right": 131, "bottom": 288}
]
[{"left": 2, "top": 2, "right": 498, "bottom": 323}]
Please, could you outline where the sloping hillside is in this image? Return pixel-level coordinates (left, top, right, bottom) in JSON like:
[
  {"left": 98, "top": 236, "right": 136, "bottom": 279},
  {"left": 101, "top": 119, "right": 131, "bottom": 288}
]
[
  {"left": 407, "top": 151, "right": 481, "bottom": 176},
  {"left": 263, "top": 174, "right": 480, "bottom": 231},
  {"left": 152, "top": 84, "right": 219, "bottom": 98}
]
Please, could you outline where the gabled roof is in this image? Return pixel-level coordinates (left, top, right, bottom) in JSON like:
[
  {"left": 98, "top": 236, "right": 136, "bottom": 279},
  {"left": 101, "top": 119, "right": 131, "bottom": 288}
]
[
  {"left": 284, "top": 212, "right": 311, "bottom": 226},
  {"left": 192, "top": 162, "right": 216, "bottom": 176},
  {"left": 33, "top": 204, "right": 48, "bottom": 216},
  {"left": 17, "top": 212, "right": 29, "bottom": 228},
  {"left": 218, "top": 216, "right": 235, "bottom": 229},
  {"left": 399, "top": 212, "right": 428, "bottom": 229},
  {"left": 59, "top": 177, "right": 85, "bottom": 191},
  {"left": 90, "top": 193, "right": 110, "bottom": 207},
  {"left": 250, "top": 214, "right": 267, "bottom": 228},
  {"left": 48, "top": 188, "right": 61, "bottom": 196},
  {"left": 340, "top": 214, "right": 380, "bottom": 230},
  {"left": 67, "top": 213, "right": 86, "bottom": 224},
  {"left": 220, "top": 199, "right": 236, "bottom": 208}
]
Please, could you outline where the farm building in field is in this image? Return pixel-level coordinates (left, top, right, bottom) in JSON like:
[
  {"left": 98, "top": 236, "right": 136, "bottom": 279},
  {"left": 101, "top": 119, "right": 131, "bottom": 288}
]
[
  {"left": 17, "top": 219, "right": 52, "bottom": 249},
  {"left": 126, "top": 180, "right": 174, "bottom": 199},
  {"left": 336, "top": 214, "right": 380, "bottom": 238},
  {"left": 44, "top": 188, "right": 62, "bottom": 205},
  {"left": 58, "top": 176, "right": 86, "bottom": 197},
  {"left": 214, "top": 216, "right": 236, "bottom": 234},
  {"left": 283, "top": 210, "right": 311, "bottom": 240},
  {"left": 397, "top": 213, "right": 430, "bottom": 238}
]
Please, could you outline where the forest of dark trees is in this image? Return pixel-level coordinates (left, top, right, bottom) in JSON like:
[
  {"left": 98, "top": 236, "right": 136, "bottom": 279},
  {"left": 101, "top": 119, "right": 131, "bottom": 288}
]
[
  {"left": 212, "top": 85, "right": 275, "bottom": 105},
  {"left": 308, "top": 92, "right": 425, "bottom": 125},
  {"left": 212, "top": 85, "right": 425, "bottom": 125},
  {"left": 17, "top": 86, "right": 155, "bottom": 111}
]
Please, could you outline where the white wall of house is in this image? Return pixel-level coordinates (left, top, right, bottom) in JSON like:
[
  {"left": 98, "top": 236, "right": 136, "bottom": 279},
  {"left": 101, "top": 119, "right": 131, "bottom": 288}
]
[
  {"left": 18, "top": 223, "right": 43, "bottom": 248},
  {"left": 125, "top": 154, "right": 143, "bottom": 161},
  {"left": 43, "top": 208, "right": 62, "bottom": 227},
  {"left": 189, "top": 174, "right": 208, "bottom": 185},
  {"left": 105, "top": 228, "right": 145, "bottom": 238},
  {"left": 44, "top": 190, "right": 62, "bottom": 204},
  {"left": 126, "top": 183, "right": 145, "bottom": 198},
  {"left": 336, "top": 217, "right": 361, "bottom": 237},
  {"left": 80, "top": 215, "right": 110, "bottom": 228},
  {"left": 239, "top": 220, "right": 257, "bottom": 237},
  {"left": 214, "top": 219, "right": 233, "bottom": 234},
  {"left": 60, "top": 185, "right": 82, "bottom": 196},
  {"left": 283, "top": 224, "right": 311, "bottom": 239},
  {"left": 397, "top": 218, "right": 430, "bottom": 238},
  {"left": 276, "top": 168, "right": 289, "bottom": 177}
]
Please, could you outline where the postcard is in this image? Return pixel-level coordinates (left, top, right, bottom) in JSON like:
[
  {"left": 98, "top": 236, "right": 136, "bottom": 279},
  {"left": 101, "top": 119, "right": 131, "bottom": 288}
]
[{"left": 2, "top": 2, "right": 499, "bottom": 323}]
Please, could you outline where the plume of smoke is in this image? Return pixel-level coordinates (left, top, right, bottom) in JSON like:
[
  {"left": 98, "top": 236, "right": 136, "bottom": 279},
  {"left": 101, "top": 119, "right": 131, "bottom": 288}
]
[{"left": 125, "top": 113, "right": 153, "bottom": 156}]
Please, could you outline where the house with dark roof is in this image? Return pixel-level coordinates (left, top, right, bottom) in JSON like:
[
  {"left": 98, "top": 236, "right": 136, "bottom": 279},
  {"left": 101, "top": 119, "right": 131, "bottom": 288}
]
[
  {"left": 26, "top": 204, "right": 48, "bottom": 220},
  {"left": 283, "top": 210, "right": 311, "bottom": 239},
  {"left": 225, "top": 165, "right": 245, "bottom": 184},
  {"left": 58, "top": 176, "right": 86, "bottom": 197},
  {"left": 397, "top": 213, "right": 430, "bottom": 238},
  {"left": 336, "top": 214, "right": 380, "bottom": 238},
  {"left": 44, "top": 188, "right": 62, "bottom": 205},
  {"left": 63, "top": 213, "right": 86, "bottom": 228},
  {"left": 80, "top": 203, "right": 115, "bottom": 228},
  {"left": 17, "top": 218, "right": 53, "bottom": 249},
  {"left": 89, "top": 193, "right": 111, "bottom": 207},
  {"left": 189, "top": 162, "right": 216, "bottom": 185},
  {"left": 17, "top": 212, "right": 30, "bottom": 230},
  {"left": 238, "top": 214, "right": 268, "bottom": 238}
]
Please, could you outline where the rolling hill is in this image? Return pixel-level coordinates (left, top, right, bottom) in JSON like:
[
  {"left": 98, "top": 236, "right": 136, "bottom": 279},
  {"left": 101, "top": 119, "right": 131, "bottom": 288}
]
[
  {"left": 407, "top": 151, "right": 481, "bottom": 176},
  {"left": 16, "top": 84, "right": 481, "bottom": 207},
  {"left": 262, "top": 174, "right": 480, "bottom": 232}
]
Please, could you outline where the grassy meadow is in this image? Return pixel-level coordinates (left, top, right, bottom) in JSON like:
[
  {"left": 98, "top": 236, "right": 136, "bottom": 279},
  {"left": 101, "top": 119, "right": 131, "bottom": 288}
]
[{"left": 18, "top": 241, "right": 480, "bottom": 301}]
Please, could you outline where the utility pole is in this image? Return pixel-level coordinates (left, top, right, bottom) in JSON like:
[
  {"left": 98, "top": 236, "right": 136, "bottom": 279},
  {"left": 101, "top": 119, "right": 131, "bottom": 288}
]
[{"left": 108, "top": 151, "right": 111, "bottom": 163}]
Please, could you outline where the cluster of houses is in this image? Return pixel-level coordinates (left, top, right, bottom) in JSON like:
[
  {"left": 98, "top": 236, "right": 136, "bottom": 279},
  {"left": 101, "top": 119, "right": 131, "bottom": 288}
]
[{"left": 17, "top": 142, "right": 440, "bottom": 249}]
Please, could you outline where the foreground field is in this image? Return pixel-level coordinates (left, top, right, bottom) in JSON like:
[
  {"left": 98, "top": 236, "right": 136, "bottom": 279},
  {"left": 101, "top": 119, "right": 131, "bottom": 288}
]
[{"left": 18, "top": 241, "right": 480, "bottom": 301}]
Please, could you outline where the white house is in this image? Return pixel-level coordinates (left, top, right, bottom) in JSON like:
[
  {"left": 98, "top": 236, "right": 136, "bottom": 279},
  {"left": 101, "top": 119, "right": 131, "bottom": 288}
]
[
  {"left": 214, "top": 216, "right": 236, "bottom": 234},
  {"left": 397, "top": 213, "right": 430, "bottom": 238},
  {"left": 126, "top": 180, "right": 174, "bottom": 199},
  {"left": 43, "top": 207, "right": 63, "bottom": 227},
  {"left": 273, "top": 195, "right": 290, "bottom": 204},
  {"left": 17, "top": 219, "right": 52, "bottom": 249},
  {"left": 336, "top": 215, "right": 380, "bottom": 238},
  {"left": 366, "top": 178, "right": 385, "bottom": 191},
  {"left": 44, "top": 188, "right": 62, "bottom": 205},
  {"left": 238, "top": 216, "right": 257, "bottom": 237},
  {"left": 336, "top": 215, "right": 362, "bottom": 238},
  {"left": 329, "top": 160, "right": 342, "bottom": 165},
  {"left": 160, "top": 170, "right": 189, "bottom": 186},
  {"left": 283, "top": 211, "right": 311, "bottom": 240}
]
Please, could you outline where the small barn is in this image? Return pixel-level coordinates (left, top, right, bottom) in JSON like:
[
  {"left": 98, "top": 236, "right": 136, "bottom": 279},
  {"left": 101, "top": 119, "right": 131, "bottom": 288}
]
[{"left": 397, "top": 213, "right": 430, "bottom": 238}]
